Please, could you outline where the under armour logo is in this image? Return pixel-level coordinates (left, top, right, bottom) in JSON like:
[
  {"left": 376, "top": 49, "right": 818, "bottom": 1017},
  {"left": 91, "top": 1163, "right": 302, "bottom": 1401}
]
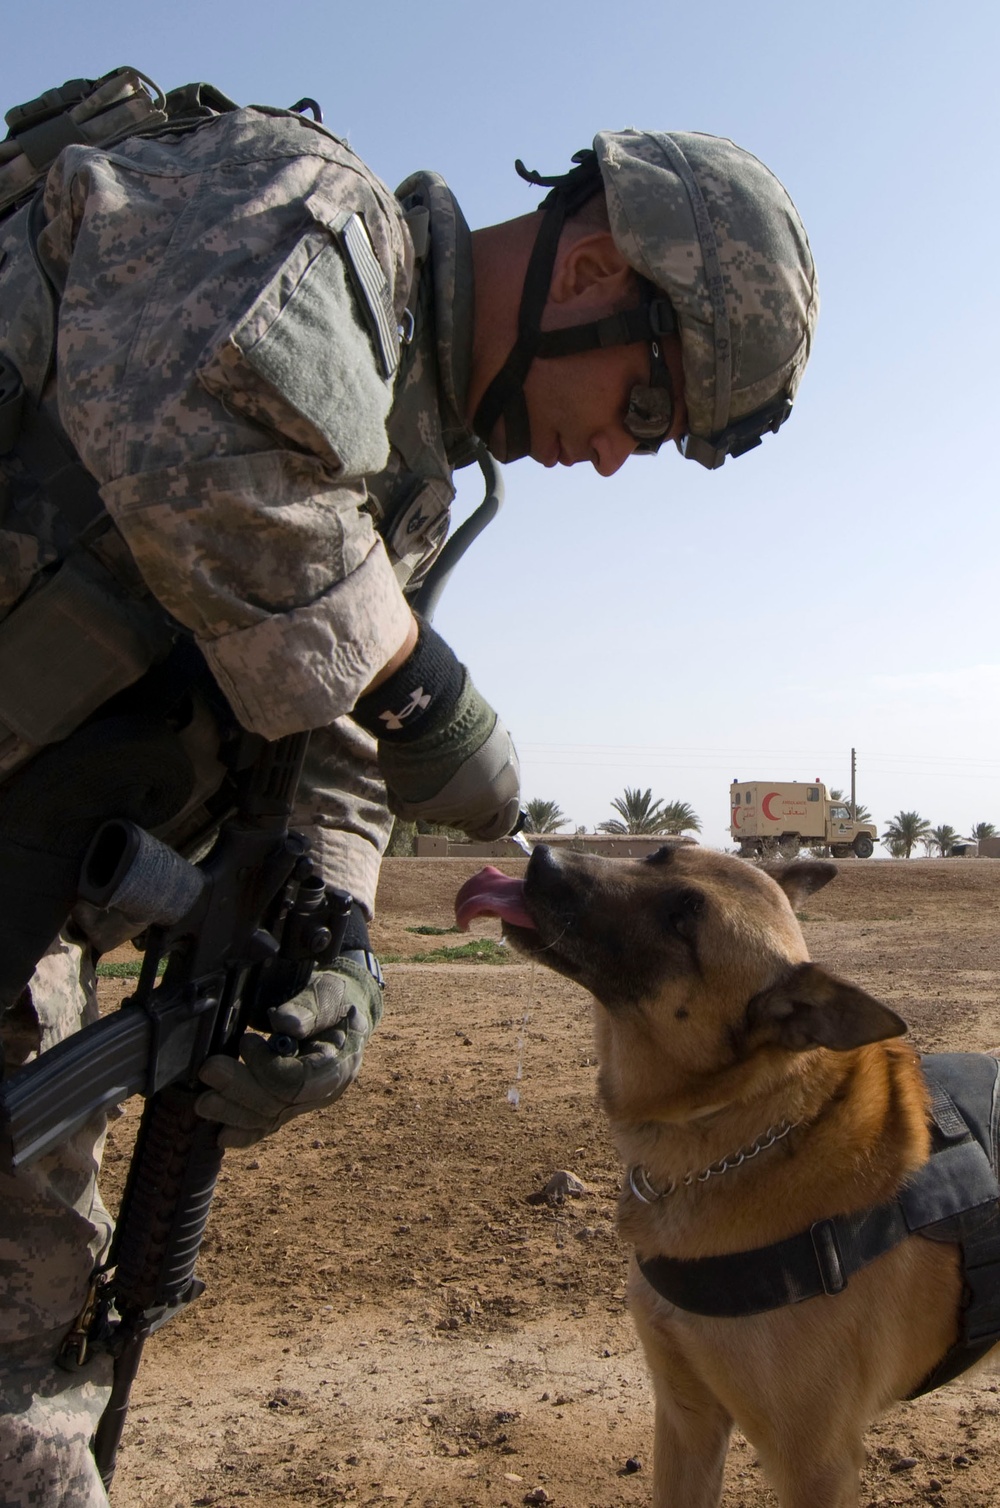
[{"left": 379, "top": 686, "right": 432, "bottom": 732}]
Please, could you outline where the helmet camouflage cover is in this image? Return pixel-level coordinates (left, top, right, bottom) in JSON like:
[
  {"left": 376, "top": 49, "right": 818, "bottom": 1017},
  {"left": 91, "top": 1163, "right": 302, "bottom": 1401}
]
[{"left": 595, "top": 130, "right": 818, "bottom": 464}]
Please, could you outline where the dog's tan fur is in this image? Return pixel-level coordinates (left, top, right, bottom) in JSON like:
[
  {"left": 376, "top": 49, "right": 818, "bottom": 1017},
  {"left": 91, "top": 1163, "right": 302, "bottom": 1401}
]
[{"left": 506, "top": 842, "right": 970, "bottom": 1508}]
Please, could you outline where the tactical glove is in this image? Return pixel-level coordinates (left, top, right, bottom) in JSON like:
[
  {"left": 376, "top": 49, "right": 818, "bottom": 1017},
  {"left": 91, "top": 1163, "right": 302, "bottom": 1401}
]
[
  {"left": 354, "top": 621, "right": 521, "bottom": 841},
  {"left": 196, "top": 957, "right": 383, "bottom": 1149}
]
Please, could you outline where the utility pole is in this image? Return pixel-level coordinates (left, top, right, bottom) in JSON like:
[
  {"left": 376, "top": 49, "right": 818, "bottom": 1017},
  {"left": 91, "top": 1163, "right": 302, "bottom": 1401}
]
[{"left": 850, "top": 747, "right": 857, "bottom": 820}]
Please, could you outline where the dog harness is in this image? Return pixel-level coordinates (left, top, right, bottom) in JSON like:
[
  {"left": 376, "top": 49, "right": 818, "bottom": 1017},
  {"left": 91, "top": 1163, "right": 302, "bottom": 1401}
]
[{"left": 636, "top": 1053, "right": 1000, "bottom": 1397}]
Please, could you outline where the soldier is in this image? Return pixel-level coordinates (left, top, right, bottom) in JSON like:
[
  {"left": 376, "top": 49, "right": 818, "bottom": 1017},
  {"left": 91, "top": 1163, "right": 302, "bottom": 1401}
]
[{"left": 0, "top": 72, "right": 817, "bottom": 1505}]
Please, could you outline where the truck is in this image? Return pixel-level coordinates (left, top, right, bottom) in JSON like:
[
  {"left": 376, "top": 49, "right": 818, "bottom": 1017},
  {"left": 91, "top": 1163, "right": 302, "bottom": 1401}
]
[{"left": 730, "top": 779, "right": 877, "bottom": 858}]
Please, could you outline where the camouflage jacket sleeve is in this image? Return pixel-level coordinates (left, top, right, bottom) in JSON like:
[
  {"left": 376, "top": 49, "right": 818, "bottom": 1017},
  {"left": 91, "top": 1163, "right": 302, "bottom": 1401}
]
[{"left": 34, "top": 112, "right": 415, "bottom": 739}]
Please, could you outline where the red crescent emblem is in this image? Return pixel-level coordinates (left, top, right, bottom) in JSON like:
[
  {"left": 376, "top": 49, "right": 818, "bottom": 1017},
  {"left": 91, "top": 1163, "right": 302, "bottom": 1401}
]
[
  {"left": 732, "top": 807, "right": 742, "bottom": 829},
  {"left": 762, "top": 792, "right": 781, "bottom": 821}
]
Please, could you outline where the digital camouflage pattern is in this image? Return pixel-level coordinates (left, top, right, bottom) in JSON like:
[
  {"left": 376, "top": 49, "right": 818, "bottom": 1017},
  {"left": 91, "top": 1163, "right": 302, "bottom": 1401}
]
[
  {"left": 0, "top": 936, "right": 114, "bottom": 1508},
  {"left": 367, "top": 169, "right": 480, "bottom": 595},
  {"left": 0, "top": 67, "right": 168, "bottom": 218},
  {"left": 0, "top": 101, "right": 483, "bottom": 1506},
  {"left": 595, "top": 129, "right": 818, "bottom": 442},
  {"left": 0, "top": 1357, "right": 111, "bottom": 1508},
  {"left": 294, "top": 171, "right": 484, "bottom": 907},
  {"left": 0, "top": 106, "right": 416, "bottom": 742},
  {"left": 0, "top": 112, "right": 482, "bottom": 913}
]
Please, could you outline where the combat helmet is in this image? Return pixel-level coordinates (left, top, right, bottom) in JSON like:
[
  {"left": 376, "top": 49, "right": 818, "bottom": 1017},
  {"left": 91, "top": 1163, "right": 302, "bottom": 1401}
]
[{"left": 472, "top": 129, "right": 818, "bottom": 470}]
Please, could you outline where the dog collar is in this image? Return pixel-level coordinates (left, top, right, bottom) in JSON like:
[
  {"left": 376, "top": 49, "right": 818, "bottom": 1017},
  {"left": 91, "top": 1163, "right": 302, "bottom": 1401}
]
[{"left": 627, "top": 1118, "right": 800, "bottom": 1205}]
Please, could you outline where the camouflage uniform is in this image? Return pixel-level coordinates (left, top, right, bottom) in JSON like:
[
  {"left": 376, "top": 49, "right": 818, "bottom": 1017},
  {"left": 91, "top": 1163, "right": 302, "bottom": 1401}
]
[
  {"left": 295, "top": 167, "right": 481, "bottom": 906},
  {"left": 0, "top": 939, "right": 114, "bottom": 1508},
  {"left": 0, "top": 108, "right": 479, "bottom": 1506}
]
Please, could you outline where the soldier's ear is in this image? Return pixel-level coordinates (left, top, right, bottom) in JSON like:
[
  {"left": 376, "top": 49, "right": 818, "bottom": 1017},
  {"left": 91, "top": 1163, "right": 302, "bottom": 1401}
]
[
  {"left": 549, "top": 232, "right": 633, "bottom": 307},
  {"left": 746, "top": 962, "right": 906, "bottom": 1053}
]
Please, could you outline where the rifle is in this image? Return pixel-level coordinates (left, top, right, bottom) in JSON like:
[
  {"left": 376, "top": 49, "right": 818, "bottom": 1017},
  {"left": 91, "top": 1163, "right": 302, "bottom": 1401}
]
[{"left": 0, "top": 729, "right": 352, "bottom": 1486}]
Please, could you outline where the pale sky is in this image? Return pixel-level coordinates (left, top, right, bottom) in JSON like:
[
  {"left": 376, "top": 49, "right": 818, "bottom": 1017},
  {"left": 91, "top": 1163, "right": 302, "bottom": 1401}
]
[{"left": 3, "top": 0, "right": 997, "bottom": 852}]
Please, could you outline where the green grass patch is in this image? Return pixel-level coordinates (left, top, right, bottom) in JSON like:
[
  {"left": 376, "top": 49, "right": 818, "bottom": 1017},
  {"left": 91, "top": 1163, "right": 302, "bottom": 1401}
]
[
  {"left": 421, "top": 940, "right": 510, "bottom": 963},
  {"left": 406, "top": 924, "right": 462, "bottom": 935},
  {"left": 381, "top": 940, "right": 512, "bottom": 965},
  {"left": 99, "top": 939, "right": 519, "bottom": 977},
  {"left": 96, "top": 959, "right": 166, "bottom": 979}
]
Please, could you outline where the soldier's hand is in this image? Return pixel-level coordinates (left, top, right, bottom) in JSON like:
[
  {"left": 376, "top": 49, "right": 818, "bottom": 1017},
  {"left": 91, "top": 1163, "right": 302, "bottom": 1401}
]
[
  {"left": 354, "top": 621, "right": 520, "bottom": 840},
  {"left": 195, "top": 959, "right": 383, "bottom": 1149},
  {"left": 377, "top": 678, "right": 520, "bottom": 840}
]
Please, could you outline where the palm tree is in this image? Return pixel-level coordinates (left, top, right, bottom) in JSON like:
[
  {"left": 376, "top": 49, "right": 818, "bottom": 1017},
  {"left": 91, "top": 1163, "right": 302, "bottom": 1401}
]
[
  {"left": 881, "top": 810, "right": 931, "bottom": 859},
  {"left": 598, "top": 787, "right": 700, "bottom": 836},
  {"left": 967, "top": 821, "right": 997, "bottom": 844},
  {"left": 599, "top": 787, "right": 668, "bottom": 835},
  {"left": 523, "top": 798, "right": 568, "bottom": 834},
  {"left": 659, "top": 800, "right": 702, "bottom": 835},
  {"left": 829, "top": 789, "right": 873, "bottom": 824},
  {"left": 927, "top": 824, "right": 960, "bottom": 857}
]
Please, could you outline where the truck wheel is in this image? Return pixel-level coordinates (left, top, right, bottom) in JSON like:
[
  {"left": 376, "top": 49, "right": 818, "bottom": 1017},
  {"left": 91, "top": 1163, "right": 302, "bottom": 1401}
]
[
  {"left": 830, "top": 844, "right": 851, "bottom": 858},
  {"left": 852, "top": 834, "right": 874, "bottom": 858}
]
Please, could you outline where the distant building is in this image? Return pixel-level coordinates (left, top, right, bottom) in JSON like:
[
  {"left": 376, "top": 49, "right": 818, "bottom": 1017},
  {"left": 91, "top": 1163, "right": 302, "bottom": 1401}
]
[{"left": 411, "top": 833, "right": 697, "bottom": 859}]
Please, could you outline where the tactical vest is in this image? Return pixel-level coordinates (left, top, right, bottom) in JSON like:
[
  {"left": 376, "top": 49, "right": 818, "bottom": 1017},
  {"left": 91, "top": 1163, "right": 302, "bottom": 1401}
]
[
  {"left": 0, "top": 70, "right": 494, "bottom": 786},
  {"left": 0, "top": 71, "right": 244, "bottom": 780},
  {"left": 637, "top": 1053, "right": 1000, "bottom": 1398}
]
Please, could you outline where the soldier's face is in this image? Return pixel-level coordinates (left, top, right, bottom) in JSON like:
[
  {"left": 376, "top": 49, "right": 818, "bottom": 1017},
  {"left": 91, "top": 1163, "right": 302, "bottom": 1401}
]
[{"left": 520, "top": 333, "right": 687, "bottom": 476}]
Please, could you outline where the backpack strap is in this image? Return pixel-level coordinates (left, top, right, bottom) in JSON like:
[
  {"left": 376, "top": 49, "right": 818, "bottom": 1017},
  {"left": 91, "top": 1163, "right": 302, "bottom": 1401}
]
[{"left": 0, "top": 69, "right": 169, "bottom": 218}]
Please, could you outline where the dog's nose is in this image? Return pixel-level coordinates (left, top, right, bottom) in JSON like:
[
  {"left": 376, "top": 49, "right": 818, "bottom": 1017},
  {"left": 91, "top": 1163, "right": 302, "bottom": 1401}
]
[{"left": 527, "top": 843, "right": 560, "bottom": 879}]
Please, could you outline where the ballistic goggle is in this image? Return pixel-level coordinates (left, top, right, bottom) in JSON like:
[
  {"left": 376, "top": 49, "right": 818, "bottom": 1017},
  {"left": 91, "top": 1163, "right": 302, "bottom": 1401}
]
[{"left": 621, "top": 297, "right": 794, "bottom": 468}]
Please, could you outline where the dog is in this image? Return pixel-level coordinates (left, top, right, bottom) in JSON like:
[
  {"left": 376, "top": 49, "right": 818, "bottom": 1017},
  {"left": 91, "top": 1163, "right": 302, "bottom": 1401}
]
[{"left": 455, "top": 843, "right": 1000, "bottom": 1508}]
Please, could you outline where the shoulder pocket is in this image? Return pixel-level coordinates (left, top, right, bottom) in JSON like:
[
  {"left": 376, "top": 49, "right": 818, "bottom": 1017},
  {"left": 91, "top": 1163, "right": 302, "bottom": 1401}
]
[{"left": 198, "top": 203, "right": 396, "bottom": 480}]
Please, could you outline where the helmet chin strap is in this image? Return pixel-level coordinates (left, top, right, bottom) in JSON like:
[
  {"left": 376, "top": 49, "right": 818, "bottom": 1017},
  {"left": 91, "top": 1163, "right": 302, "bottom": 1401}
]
[
  {"left": 473, "top": 152, "right": 675, "bottom": 462},
  {"left": 471, "top": 157, "right": 594, "bottom": 459}
]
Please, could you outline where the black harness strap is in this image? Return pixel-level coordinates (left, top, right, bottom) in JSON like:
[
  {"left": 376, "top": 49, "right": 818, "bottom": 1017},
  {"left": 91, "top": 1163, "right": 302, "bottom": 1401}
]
[
  {"left": 638, "top": 1199, "right": 909, "bottom": 1316},
  {"left": 637, "top": 1055, "right": 1000, "bottom": 1376}
]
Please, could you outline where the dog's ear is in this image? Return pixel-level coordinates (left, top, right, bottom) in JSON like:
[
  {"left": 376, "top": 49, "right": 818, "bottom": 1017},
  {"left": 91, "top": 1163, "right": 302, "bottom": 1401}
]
[
  {"left": 773, "top": 861, "right": 838, "bottom": 912},
  {"left": 746, "top": 962, "right": 907, "bottom": 1052}
]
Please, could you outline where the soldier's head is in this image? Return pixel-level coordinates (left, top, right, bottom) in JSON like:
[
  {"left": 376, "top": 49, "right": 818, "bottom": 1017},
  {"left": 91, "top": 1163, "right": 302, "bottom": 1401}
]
[{"left": 467, "top": 130, "right": 818, "bottom": 476}]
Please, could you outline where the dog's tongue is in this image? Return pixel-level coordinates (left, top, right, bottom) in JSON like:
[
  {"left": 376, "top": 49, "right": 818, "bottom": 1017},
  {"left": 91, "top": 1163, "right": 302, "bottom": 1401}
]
[{"left": 455, "top": 867, "right": 535, "bottom": 932}]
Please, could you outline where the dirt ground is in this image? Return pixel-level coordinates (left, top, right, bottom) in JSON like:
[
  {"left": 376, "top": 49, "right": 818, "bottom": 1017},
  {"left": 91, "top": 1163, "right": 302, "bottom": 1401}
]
[{"left": 98, "top": 856, "right": 1000, "bottom": 1508}]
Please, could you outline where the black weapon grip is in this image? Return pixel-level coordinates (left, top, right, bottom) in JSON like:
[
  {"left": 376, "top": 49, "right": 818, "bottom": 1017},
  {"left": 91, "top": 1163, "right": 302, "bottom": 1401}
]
[
  {"left": 109, "top": 1081, "right": 223, "bottom": 1309},
  {"left": 93, "top": 1084, "right": 223, "bottom": 1484}
]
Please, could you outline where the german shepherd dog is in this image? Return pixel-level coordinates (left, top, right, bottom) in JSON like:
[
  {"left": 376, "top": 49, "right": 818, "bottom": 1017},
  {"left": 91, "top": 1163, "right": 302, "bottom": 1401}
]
[{"left": 455, "top": 843, "right": 994, "bottom": 1508}]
